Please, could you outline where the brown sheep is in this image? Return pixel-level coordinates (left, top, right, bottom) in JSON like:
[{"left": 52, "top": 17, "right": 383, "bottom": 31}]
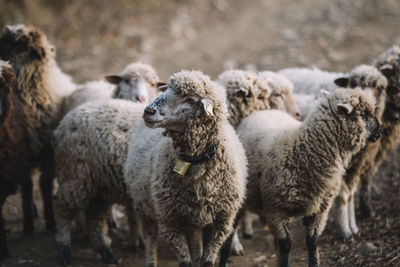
[
  {"left": 0, "top": 61, "right": 33, "bottom": 260},
  {"left": 0, "top": 24, "right": 76, "bottom": 230}
]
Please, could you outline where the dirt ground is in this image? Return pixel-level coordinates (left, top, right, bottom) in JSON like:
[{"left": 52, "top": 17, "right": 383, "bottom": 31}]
[{"left": 1, "top": 0, "right": 400, "bottom": 266}]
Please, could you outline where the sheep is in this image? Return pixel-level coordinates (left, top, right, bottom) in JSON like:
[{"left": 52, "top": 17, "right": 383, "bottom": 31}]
[
  {"left": 218, "top": 69, "right": 301, "bottom": 255},
  {"left": 0, "top": 61, "right": 33, "bottom": 259},
  {"left": 53, "top": 99, "right": 147, "bottom": 265},
  {"left": 281, "top": 65, "right": 388, "bottom": 120},
  {"left": 0, "top": 24, "right": 76, "bottom": 230},
  {"left": 258, "top": 71, "right": 301, "bottom": 120},
  {"left": 123, "top": 70, "right": 248, "bottom": 267},
  {"left": 328, "top": 66, "right": 388, "bottom": 239},
  {"left": 217, "top": 69, "right": 270, "bottom": 128},
  {"left": 357, "top": 45, "right": 400, "bottom": 218},
  {"left": 62, "top": 62, "right": 164, "bottom": 115},
  {"left": 278, "top": 67, "right": 344, "bottom": 95},
  {"left": 228, "top": 89, "right": 381, "bottom": 267}
]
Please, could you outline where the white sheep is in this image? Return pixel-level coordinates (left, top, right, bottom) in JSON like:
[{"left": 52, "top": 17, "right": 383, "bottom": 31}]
[
  {"left": 53, "top": 99, "right": 147, "bottom": 265},
  {"left": 62, "top": 62, "right": 164, "bottom": 115},
  {"left": 123, "top": 70, "right": 248, "bottom": 267},
  {"left": 227, "top": 89, "right": 381, "bottom": 267}
]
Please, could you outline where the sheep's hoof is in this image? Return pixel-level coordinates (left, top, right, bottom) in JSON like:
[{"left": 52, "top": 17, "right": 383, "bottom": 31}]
[
  {"left": 202, "top": 261, "right": 214, "bottom": 267},
  {"left": 308, "top": 264, "right": 319, "bottom": 267},
  {"left": 146, "top": 264, "right": 156, "bottom": 267},
  {"left": 179, "top": 261, "right": 192, "bottom": 267},
  {"left": 243, "top": 233, "right": 253, "bottom": 239},
  {"left": 98, "top": 247, "right": 118, "bottom": 264},
  {"left": 58, "top": 243, "right": 71, "bottom": 266}
]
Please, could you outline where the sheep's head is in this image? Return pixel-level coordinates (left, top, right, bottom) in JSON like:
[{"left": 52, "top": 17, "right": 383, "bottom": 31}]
[
  {"left": 0, "top": 24, "right": 55, "bottom": 64},
  {"left": 218, "top": 70, "right": 259, "bottom": 103},
  {"left": 217, "top": 69, "right": 263, "bottom": 126},
  {"left": 373, "top": 46, "right": 400, "bottom": 121},
  {"left": 0, "top": 61, "right": 15, "bottom": 122},
  {"left": 143, "top": 70, "right": 227, "bottom": 133},
  {"left": 324, "top": 89, "right": 381, "bottom": 150},
  {"left": 334, "top": 65, "right": 387, "bottom": 107},
  {"left": 105, "top": 62, "right": 164, "bottom": 104},
  {"left": 259, "top": 71, "right": 301, "bottom": 120}
]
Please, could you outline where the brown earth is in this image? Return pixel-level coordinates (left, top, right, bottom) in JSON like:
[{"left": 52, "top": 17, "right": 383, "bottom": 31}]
[{"left": 1, "top": 0, "right": 400, "bottom": 266}]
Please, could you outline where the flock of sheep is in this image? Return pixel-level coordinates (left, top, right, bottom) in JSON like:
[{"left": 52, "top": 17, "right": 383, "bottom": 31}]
[{"left": 0, "top": 23, "right": 399, "bottom": 267}]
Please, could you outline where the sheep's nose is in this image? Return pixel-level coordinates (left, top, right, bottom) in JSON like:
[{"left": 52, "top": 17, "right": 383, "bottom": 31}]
[
  {"left": 295, "top": 112, "right": 301, "bottom": 120},
  {"left": 144, "top": 106, "right": 156, "bottom": 115},
  {"left": 136, "top": 96, "right": 146, "bottom": 103}
]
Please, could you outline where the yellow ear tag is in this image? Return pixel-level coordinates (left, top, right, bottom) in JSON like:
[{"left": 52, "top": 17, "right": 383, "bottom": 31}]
[
  {"left": 262, "top": 224, "right": 269, "bottom": 231},
  {"left": 206, "top": 104, "right": 214, "bottom": 117},
  {"left": 173, "top": 158, "right": 192, "bottom": 176}
]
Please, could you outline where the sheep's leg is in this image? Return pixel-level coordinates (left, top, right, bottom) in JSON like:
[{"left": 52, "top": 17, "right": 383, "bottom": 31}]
[
  {"left": 0, "top": 198, "right": 10, "bottom": 260},
  {"left": 270, "top": 223, "right": 291, "bottom": 267},
  {"left": 219, "top": 232, "right": 234, "bottom": 267},
  {"left": 230, "top": 230, "right": 244, "bottom": 255},
  {"left": 335, "top": 189, "right": 352, "bottom": 240},
  {"left": 360, "top": 174, "right": 375, "bottom": 218},
  {"left": 126, "top": 202, "right": 145, "bottom": 251},
  {"left": 143, "top": 216, "right": 158, "bottom": 267},
  {"left": 348, "top": 194, "right": 359, "bottom": 235},
  {"left": 86, "top": 200, "right": 117, "bottom": 264},
  {"left": 186, "top": 228, "right": 203, "bottom": 267},
  {"left": 159, "top": 223, "right": 191, "bottom": 266},
  {"left": 20, "top": 172, "right": 34, "bottom": 235},
  {"left": 242, "top": 210, "right": 253, "bottom": 239},
  {"left": 303, "top": 215, "right": 320, "bottom": 267},
  {"left": 39, "top": 147, "right": 56, "bottom": 230},
  {"left": 54, "top": 202, "right": 77, "bottom": 266},
  {"left": 201, "top": 219, "right": 233, "bottom": 266}
]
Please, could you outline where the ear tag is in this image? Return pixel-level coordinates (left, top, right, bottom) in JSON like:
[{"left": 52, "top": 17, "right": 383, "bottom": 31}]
[
  {"left": 173, "top": 158, "right": 192, "bottom": 176},
  {"left": 206, "top": 104, "right": 214, "bottom": 117},
  {"left": 262, "top": 224, "right": 269, "bottom": 231}
]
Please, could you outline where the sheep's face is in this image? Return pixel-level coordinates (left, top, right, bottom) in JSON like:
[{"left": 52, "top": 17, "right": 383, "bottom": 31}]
[
  {"left": 269, "top": 88, "right": 301, "bottom": 120},
  {"left": 329, "top": 92, "right": 382, "bottom": 149},
  {"left": 0, "top": 25, "right": 54, "bottom": 63},
  {"left": 143, "top": 87, "right": 212, "bottom": 132},
  {"left": 106, "top": 74, "right": 164, "bottom": 103},
  {"left": 378, "top": 62, "right": 400, "bottom": 121},
  {"left": 0, "top": 63, "right": 15, "bottom": 121}
]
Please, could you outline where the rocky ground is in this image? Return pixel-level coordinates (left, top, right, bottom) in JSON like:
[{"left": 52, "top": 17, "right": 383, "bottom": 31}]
[{"left": 1, "top": 0, "right": 400, "bottom": 266}]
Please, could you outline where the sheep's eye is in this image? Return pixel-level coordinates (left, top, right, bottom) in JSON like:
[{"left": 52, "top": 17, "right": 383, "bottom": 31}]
[
  {"left": 184, "top": 97, "right": 196, "bottom": 105},
  {"left": 273, "top": 93, "right": 282, "bottom": 98}
]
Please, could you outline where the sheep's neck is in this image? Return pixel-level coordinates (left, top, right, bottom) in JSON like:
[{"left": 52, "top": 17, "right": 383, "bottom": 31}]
[
  {"left": 16, "top": 58, "right": 52, "bottom": 96},
  {"left": 170, "top": 117, "right": 219, "bottom": 156}
]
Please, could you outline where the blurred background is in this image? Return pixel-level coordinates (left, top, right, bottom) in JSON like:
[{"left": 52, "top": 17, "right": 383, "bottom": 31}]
[
  {"left": 1, "top": 0, "right": 399, "bottom": 82},
  {"left": 1, "top": 0, "right": 399, "bottom": 266}
]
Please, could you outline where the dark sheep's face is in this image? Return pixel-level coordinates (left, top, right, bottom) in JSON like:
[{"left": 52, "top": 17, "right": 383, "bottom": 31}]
[
  {"left": 334, "top": 97, "right": 382, "bottom": 146},
  {"left": 143, "top": 87, "right": 213, "bottom": 132},
  {"left": 0, "top": 25, "right": 53, "bottom": 63},
  {"left": 380, "top": 63, "right": 400, "bottom": 121}
]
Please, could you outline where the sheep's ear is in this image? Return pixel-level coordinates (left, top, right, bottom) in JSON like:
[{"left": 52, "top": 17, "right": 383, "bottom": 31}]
[
  {"left": 158, "top": 84, "right": 168, "bottom": 92},
  {"left": 337, "top": 102, "right": 353, "bottom": 115},
  {"left": 156, "top": 82, "right": 167, "bottom": 91},
  {"left": 105, "top": 75, "right": 122, "bottom": 84},
  {"left": 201, "top": 98, "right": 214, "bottom": 117},
  {"left": 334, "top": 77, "right": 349, "bottom": 87},
  {"left": 379, "top": 64, "right": 395, "bottom": 77}
]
